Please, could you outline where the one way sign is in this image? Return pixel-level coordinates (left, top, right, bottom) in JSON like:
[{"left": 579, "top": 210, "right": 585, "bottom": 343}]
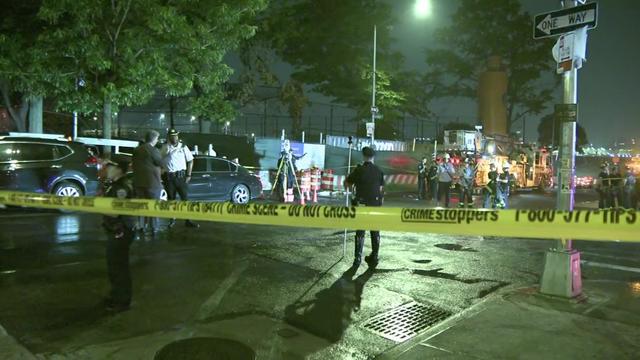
[{"left": 533, "top": 2, "right": 598, "bottom": 39}]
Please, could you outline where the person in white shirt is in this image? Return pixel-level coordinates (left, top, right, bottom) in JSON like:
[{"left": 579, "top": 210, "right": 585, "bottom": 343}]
[
  {"left": 161, "top": 129, "right": 199, "bottom": 228},
  {"left": 437, "top": 153, "right": 456, "bottom": 207}
]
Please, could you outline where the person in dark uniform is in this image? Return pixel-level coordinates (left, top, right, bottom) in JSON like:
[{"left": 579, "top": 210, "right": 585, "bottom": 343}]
[
  {"left": 427, "top": 157, "right": 439, "bottom": 202},
  {"left": 417, "top": 157, "right": 427, "bottom": 200},
  {"left": 597, "top": 163, "right": 611, "bottom": 209},
  {"left": 610, "top": 164, "right": 623, "bottom": 208},
  {"left": 345, "top": 147, "right": 385, "bottom": 268},
  {"left": 101, "top": 158, "right": 136, "bottom": 313}
]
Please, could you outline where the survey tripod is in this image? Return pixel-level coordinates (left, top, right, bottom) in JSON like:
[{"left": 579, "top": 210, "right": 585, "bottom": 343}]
[{"left": 271, "top": 151, "right": 303, "bottom": 202}]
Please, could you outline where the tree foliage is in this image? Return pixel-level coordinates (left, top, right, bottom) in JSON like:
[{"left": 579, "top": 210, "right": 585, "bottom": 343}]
[
  {"left": 252, "top": 0, "right": 411, "bottom": 139},
  {"left": 425, "top": 0, "right": 556, "bottom": 132},
  {"left": 0, "top": 0, "right": 51, "bottom": 131},
  {"left": 39, "top": 0, "right": 265, "bottom": 125},
  {"left": 537, "top": 113, "right": 589, "bottom": 150}
]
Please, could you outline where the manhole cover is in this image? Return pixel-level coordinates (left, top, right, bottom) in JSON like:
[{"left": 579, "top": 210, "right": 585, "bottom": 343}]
[
  {"left": 155, "top": 337, "right": 256, "bottom": 360},
  {"left": 362, "top": 302, "right": 452, "bottom": 342}
]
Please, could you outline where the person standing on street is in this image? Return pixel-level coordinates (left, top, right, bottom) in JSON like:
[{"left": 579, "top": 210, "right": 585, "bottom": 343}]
[
  {"left": 132, "top": 130, "right": 164, "bottom": 237},
  {"left": 417, "top": 157, "right": 427, "bottom": 200},
  {"left": 597, "top": 163, "right": 611, "bottom": 209},
  {"left": 610, "top": 164, "right": 623, "bottom": 208},
  {"left": 483, "top": 163, "right": 500, "bottom": 208},
  {"left": 101, "top": 158, "right": 136, "bottom": 313},
  {"left": 458, "top": 158, "right": 475, "bottom": 208},
  {"left": 427, "top": 157, "right": 439, "bottom": 202},
  {"left": 161, "top": 129, "right": 199, "bottom": 228},
  {"left": 498, "top": 163, "right": 512, "bottom": 209},
  {"left": 437, "top": 153, "right": 456, "bottom": 207},
  {"left": 345, "top": 147, "right": 385, "bottom": 268},
  {"left": 624, "top": 166, "right": 637, "bottom": 209}
]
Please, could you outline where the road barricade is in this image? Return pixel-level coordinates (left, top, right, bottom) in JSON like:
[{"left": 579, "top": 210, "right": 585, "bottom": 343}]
[{"left": 0, "top": 191, "right": 639, "bottom": 243}]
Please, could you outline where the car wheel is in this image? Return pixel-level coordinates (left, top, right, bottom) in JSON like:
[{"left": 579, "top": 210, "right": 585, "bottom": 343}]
[
  {"left": 231, "top": 184, "right": 250, "bottom": 204},
  {"left": 160, "top": 189, "right": 168, "bottom": 201},
  {"left": 53, "top": 181, "right": 83, "bottom": 197}
]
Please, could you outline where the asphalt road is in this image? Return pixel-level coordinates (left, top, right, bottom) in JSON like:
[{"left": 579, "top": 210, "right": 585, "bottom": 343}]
[{"left": 0, "top": 190, "right": 637, "bottom": 359}]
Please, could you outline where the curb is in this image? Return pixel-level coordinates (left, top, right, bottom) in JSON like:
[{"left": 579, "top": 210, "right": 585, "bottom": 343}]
[{"left": 0, "top": 324, "right": 37, "bottom": 359}]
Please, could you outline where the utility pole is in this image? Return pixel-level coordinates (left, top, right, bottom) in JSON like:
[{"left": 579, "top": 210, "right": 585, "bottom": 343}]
[{"left": 539, "top": 0, "right": 589, "bottom": 299}]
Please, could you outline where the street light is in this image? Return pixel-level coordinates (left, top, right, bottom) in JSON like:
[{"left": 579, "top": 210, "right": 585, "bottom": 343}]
[{"left": 414, "top": 0, "right": 432, "bottom": 18}]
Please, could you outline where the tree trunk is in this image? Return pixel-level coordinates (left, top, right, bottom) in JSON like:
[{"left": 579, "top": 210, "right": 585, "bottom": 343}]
[
  {"left": 103, "top": 99, "right": 112, "bottom": 157},
  {"left": 0, "top": 81, "right": 27, "bottom": 132},
  {"left": 27, "top": 96, "right": 43, "bottom": 133}
]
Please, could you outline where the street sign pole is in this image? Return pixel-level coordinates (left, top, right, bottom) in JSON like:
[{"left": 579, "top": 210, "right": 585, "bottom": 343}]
[{"left": 539, "top": 0, "right": 585, "bottom": 299}]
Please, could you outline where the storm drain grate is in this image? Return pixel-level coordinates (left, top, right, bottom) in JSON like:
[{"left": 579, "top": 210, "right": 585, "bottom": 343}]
[{"left": 362, "top": 301, "right": 452, "bottom": 342}]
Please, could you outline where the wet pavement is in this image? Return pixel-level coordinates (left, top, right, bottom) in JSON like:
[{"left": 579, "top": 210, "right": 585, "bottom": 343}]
[{"left": 0, "top": 191, "right": 638, "bottom": 359}]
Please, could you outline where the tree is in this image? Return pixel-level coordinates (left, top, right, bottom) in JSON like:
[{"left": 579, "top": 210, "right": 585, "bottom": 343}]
[
  {"left": 38, "top": 0, "right": 265, "bottom": 147},
  {"left": 537, "top": 113, "right": 589, "bottom": 150},
  {"left": 254, "top": 0, "right": 411, "bottom": 139},
  {"left": 280, "top": 80, "right": 308, "bottom": 138},
  {"left": 0, "top": 0, "right": 50, "bottom": 132},
  {"left": 424, "top": 0, "right": 556, "bottom": 133}
]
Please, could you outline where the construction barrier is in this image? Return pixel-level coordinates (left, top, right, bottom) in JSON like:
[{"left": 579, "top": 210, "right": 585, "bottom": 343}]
[
  {"left": 321, "top": 169, "right": 334, "bottom": 191},
  {"left": 1, "top": 191, "right": 639, "bottom": 243}
]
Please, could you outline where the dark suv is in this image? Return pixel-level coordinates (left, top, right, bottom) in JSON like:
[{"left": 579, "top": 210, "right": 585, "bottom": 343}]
[{"left": 0, "top": 137, "right": 100, "bottom": 197}]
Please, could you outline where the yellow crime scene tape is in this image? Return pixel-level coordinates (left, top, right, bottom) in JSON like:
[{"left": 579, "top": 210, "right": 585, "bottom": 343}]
[{"left": 0, "top": 191, "right": 638, "bottom": 243}]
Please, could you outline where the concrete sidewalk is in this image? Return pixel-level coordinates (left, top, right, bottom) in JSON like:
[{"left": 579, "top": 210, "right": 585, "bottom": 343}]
[
  {"left": 380, "top": 280, "right": 640, "bottom": 359},
  {"left": 0, "top": 325, "right": 37, "bottom": 360}
]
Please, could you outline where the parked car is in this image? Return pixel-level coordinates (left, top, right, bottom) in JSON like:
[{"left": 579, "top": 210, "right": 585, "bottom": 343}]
[
  {"left": 173, "top": 155, "right": 262, "bottom": 204},
  {"left": 115, "top": 154, "right": 262, "bottom": 204},
  {"left": 0, "top": 137, "right": 100, "bottom": 197}
]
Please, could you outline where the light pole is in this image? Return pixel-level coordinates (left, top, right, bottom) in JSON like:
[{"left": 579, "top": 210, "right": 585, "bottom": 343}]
[
  {"left": 370, "top": 25, "right": 377, "bottom": 148},
  {"left": 369, "top": 1, "right": 431, "bottom": 147}
]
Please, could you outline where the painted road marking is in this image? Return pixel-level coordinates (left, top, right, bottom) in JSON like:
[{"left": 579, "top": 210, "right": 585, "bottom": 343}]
[
  {"left": 196, "top": 261, "right": 249, "bottom": 320},
  {"left": 581, "top": 260, "right": 640, "bottom": 274}
]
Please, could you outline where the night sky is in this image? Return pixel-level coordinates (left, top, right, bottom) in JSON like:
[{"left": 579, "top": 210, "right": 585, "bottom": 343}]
[{"left": 390, "top": 0, "right": 640, "bottom": 146}]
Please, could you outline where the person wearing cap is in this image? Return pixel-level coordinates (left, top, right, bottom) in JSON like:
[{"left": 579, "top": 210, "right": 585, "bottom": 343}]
[
  {"left": 161, "top": 129, "right": 199, "bottom": 228},
  {"left": 101, "top": 157, "right": 136, "bottom": 312},
  {"left": 498, "top": 162, "right": 512, "bottom": 209},
  {"left": 132, "top": 130, "right": 164, "bottom": 236},
  {"left": 458, "top": 158, "right": 476, "bottom": 208},
  {"left": 436, "top": 153, "right": 456, "bottom": 207},
  {"left": 417, "top": 157, "right": 428, "bottom": 200},
  {"left": 597, "top": 162, "right": 611, "bottom": 209},
  {"left": 345, "top": 146, "right": 385, "bottom": 268}
]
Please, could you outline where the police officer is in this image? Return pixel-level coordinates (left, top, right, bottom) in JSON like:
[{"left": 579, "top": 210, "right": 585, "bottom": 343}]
[
  {"left": 597, "top": 163, "right": 611, "bottom": 209},
  {"left": 161, "top": 129, "right": 199, "bottom": 228},
  {"left": 427, "top": 157, "right": 439, "bottom": 202},
  {"left": 610, "top": 164, "right": 623, "bottom": 208},
  {"left": 101, "top": 158, "right": 136, "bottom": 312},
  {"left": 498, "top": 163, "right": 512, "bottom": 209},
  {"left": 345, "top": 147, "right": 385, "bottom": 268},
  {"left": 417, "top": 157, "right": 428, "bottom": 200},
  {"left": 458, "top": 158, "right": 475, "bottom": 208}
]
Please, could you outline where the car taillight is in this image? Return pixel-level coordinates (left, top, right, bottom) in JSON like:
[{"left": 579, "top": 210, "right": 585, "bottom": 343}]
[{"left": 85, "top": 156, "right": 99, "bottom": 168}]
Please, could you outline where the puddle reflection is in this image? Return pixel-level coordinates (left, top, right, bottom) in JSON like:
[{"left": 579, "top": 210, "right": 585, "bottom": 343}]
[{"left": 55, "top": 215, "right": 80, "bottom": 243}]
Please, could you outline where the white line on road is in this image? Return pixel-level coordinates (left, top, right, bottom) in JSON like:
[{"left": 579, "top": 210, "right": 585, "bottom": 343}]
[
  {"left": 581, "top": 260, "right": 640, "bottom": 274},
  {"left": 196, "top": 261, "right": 249, "bottom": 321}
]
